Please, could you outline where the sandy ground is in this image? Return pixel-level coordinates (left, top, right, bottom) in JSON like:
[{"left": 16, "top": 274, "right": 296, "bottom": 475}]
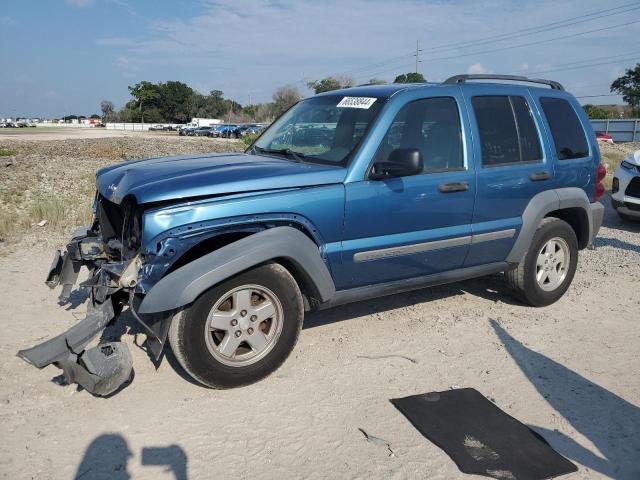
[
  {"left": 0, "top": 131, "right": 638, "bottom": 479},
  {"left": 0, "top": 194, "right": 638, "bottom": 479}
]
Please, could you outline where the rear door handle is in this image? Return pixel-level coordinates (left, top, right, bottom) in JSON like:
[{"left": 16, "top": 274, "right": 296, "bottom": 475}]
[
  {"left": 438, "top": 181, "right": 469, "bottom": 193},
  {"left": 529, "top": 171, "right": 551, "bottom": 182}
]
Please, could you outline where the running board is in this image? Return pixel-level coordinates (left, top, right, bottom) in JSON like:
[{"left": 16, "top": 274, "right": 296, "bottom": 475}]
[{"left": 319, "top": 262, "right": 509, "bottom": 310}]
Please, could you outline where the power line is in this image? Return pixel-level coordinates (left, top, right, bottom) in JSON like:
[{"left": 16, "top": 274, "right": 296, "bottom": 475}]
[
  {"left": 427, "top": 19, "right": 640, "bottom": 63},
  {"left": 527, "top": 56, "right": 639, "bottom": 75},
  {"left": 422, "top": 2, "right": 640, "bottom": 54},
  {"left": 345, "top": 1, "right": 640, "bottom": 78}
]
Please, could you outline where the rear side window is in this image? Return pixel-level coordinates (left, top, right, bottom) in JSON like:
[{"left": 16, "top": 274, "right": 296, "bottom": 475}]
[
  {"left": 472, "top": 96, "right": 542, "bottom": 166},
  {"left": 540, "top": 97, "right": 589, "bottom": 160}
]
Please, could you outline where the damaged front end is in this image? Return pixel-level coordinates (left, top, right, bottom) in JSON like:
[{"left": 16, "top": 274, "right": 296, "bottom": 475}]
[{"left": 17, "top": 195, "right": 170, "bottom": 396}]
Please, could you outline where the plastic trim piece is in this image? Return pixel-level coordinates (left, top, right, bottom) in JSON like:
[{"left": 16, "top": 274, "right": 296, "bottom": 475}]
[
  {"left": 138, "top": 226, "right": 335, "bottom": 314},
  {"left": 321, "top": 262, "right": 509, "bottom": 309},
  {"left": 506, "top": 188, "right": 596, "bottom": 263}
]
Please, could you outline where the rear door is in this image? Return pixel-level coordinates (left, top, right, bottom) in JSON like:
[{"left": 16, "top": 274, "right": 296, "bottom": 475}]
[
  {"left": 533, "top": 93, "right": 596, "bottom": 198},
  {"left": 463, "top": 86, "right": 554, "bottom": 266}
]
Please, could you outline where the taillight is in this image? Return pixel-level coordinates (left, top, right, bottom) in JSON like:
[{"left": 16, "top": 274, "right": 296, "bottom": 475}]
[{"left": 595, "top": 164, "right": 606, "bottom": 201}]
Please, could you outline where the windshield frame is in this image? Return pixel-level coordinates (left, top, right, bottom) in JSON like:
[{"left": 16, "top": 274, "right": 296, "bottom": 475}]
[{"left": 246, "top": 94, "right": 388, "bottom": 167}]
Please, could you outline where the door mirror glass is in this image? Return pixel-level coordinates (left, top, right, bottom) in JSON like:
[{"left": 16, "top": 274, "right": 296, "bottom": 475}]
[{"left": 371, "top": 148, "right": 423, "bottom": 179}]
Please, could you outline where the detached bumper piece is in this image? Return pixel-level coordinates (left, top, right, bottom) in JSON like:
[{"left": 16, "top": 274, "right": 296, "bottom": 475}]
[
  {"left": 17, "top": 298, "right": 133, "bottom": 396},
  {"left": 18, "top": 229, "right": 134, "bottom": 397}
]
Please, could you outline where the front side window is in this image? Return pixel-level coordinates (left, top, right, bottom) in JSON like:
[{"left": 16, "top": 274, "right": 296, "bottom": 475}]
[
  {"left": 472, "top": 95, "right": 542, "bottom": 166},
  {"left": 375, "top": 97, "right": 464, "bottom": 173},
  {"left": 540, "top": 97, "right": 589, "bottom": 160},
  {"left": 252, "top": 95, "right": 385, "bottom": 166}
]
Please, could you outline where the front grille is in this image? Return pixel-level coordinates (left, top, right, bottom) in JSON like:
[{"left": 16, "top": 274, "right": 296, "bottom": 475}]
[
  {"left": 625, "top": 177, "right": 640, "bottom": 198},
  {"left": 625, "top": 202, "right": 640, "bottom": 212}
]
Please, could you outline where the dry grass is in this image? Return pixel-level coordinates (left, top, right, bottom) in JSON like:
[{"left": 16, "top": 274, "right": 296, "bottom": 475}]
[{"left": 0, "top": 135, "right": 243, "bottom": 249}]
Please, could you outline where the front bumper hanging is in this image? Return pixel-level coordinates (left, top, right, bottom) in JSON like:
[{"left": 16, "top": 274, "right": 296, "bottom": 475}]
[{"left": 17, "top": 229, "right": 134, "bottom": 396}]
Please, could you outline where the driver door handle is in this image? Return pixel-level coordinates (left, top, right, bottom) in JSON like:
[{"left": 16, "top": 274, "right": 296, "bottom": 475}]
[
  {"left": 529, "top": 171, "right": 551, "bottom": 182},
  {"left": 438, "top": 181, "right": 469, "bottom": 193}
]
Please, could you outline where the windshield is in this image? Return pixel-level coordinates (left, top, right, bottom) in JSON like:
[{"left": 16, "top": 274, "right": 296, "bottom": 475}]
[{"left": 251, "top": 95, "right": 386, "bottom": 166}]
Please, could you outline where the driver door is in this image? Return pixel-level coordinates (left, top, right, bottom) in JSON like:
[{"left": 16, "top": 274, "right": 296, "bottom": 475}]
[{"left": 340, "top": 95, "right": 476, "bottom": 290}]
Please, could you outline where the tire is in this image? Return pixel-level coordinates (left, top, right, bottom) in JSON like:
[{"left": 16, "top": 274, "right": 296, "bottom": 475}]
[
  {"left": 168, "top": 262, "right": 304, "bottom": 388},
  {"left": 505, "top": 217, "right": 578, "bottom": 307}
]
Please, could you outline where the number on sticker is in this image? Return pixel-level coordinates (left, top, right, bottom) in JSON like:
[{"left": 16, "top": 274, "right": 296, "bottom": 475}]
[{"left": 337, "top": 97, "right": 377, "bottom": 109}]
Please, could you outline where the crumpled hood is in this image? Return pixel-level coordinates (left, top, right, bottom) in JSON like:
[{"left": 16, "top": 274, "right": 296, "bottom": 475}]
[{"left": 96, "top": 152, "right": 347, "bottom": 204}]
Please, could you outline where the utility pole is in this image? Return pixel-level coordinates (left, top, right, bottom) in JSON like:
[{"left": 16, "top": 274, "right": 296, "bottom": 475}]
[{"left": 415, "top": 40, "right": 422, "bottom": 74}]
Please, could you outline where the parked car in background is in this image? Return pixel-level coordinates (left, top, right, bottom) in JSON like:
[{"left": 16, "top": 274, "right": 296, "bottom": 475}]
[
  {"left": 596, "top": 132, "right": 614, "bottom": 143},
  {"left": 213, "top": 124, "right": 239, "bottom": 138},
  {"left": 149, "top": 124, "right": 165, "bottom": 131},
  {"left": 193, "top": 126, "right": 216, "bottom": 136},
  {"left": 611, "top": 150, "right": 640, "bottom": 221},
  {"left": 20, "top": 74, "right": 605, "bottom": 395},
  {"left": 233, "top": 124, "right": 265, "bottom": 137}
]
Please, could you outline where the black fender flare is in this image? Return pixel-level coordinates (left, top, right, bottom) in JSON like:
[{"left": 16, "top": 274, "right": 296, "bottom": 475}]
[
  {"left": 506, "top": 187, "right": 595, "bottom": 263},
  {"left": 138, "top": 226, "right": 336, "bottom": 314}
]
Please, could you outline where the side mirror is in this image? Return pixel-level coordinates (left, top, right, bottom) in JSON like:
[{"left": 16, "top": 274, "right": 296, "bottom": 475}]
[{"left": 370, "top": 148, "right": 423, "bottom": 179}]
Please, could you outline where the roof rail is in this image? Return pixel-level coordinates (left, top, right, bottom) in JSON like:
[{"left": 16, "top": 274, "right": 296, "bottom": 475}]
[{"left": 443, "top": 74, "right": 564, "bottom": 91}]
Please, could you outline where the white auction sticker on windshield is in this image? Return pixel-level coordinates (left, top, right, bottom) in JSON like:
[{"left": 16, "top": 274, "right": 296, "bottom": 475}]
[{"left": 337, "top": 97, "right": 377, "bottom": 109}]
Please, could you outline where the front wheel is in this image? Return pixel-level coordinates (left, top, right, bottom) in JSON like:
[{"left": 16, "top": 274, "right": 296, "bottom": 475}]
[
  {"left": 168, "top": 263, "right": 304, "bottom": 388},
  {"left": 505, "top": 217, "right": 578, "bottom": 307}
]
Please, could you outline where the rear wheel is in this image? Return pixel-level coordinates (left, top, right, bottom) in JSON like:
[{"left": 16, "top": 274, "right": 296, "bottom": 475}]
[
  {"left": 505, "top": 217, "right": 578, "bottom": 307},
  {"left": 168, "top": 263, "right": 303, "bottom": 388}
]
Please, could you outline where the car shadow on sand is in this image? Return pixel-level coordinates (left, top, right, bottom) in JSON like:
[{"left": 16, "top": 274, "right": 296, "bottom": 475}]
[
  {"left": 75, "top": 434, "right": 188, "bottom": 479},
  {"left": 490, "top": 319, "right": 640, "bottom": 480}
]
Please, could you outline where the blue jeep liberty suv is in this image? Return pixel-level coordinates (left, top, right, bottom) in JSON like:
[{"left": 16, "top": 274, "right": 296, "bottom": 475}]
[{"left": 19, "top": 74, "right": 605, "bottom": 395}]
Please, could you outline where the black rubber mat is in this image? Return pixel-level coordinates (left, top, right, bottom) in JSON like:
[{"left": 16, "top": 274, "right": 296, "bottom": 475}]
[{"left": 391, "top": 388, "right": 577, "bottom": 480}]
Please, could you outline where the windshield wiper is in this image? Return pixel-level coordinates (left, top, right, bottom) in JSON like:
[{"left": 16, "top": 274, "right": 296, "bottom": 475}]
[{"left": 253, "top": 146, "right": 306, "bottom": 162}]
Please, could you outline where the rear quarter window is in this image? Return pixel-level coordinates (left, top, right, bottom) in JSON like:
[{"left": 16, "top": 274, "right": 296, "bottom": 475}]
[
  {"left": 471, "top": 95, "right": 542, "bottom": 167},
  {"left": 539, "top": 97, "right": 589, "bottom": 160}
]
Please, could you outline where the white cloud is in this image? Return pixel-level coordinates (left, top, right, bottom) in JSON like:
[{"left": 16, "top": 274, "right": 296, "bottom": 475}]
[{"left": 467, "top": 63, "right": 492, "bottom": 74}]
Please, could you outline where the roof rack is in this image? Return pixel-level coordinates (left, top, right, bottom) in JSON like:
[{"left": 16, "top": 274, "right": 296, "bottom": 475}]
[{"left": 443, "top": 74, "right": 564, "bottom": 91}]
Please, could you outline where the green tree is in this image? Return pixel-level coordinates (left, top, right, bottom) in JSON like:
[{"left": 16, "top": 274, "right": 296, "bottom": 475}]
[
  {"left": 89, "top": 114, "right": 101, "bottom": 119},
  {"left": 394, "top": 72, "right": 426, "bottom": 83},
  {"left": 158, "top": 81, "right": 195, "bottom": 123},
  {"left": 128, "top": 81, "right": 160, "bottom": 124},
  {"left": 307, "top": 77, "right": 342, "bottom": 94},
  {"left": 307, "top": 75, "right": 355, "bottom": 93},
  {"left": 582, "top": 104, "right": 614, "bottom": 119},
  {"left": 611, "top": 63, "right": 640, "bottom": 116}
]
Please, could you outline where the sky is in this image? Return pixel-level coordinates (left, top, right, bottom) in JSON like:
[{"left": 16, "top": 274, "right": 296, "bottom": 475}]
[{"left": 1, "top": 0, "right": 638, "bottom": 118}]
